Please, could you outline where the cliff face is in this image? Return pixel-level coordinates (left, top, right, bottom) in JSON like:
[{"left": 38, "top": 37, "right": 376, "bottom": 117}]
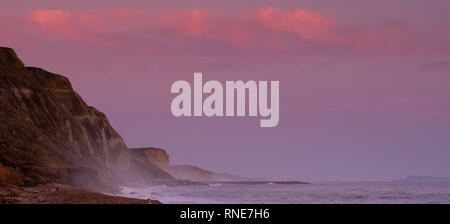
[
  {"left": 0, "top": 47, "right": 172, "bottom": 188},
  {"left": 168, "top": 165, "right": 214, "bottom": 182},
  {"left": 129, "top": 147, "right": 214, "bottom": 182},
  {"left": 130, "top": 148, "right": 169, "bottom": 171}
]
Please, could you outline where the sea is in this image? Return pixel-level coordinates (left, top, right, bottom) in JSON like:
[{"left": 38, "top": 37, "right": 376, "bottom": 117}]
[{"left": 117, "top": 181, "right": 450, "bottom": 204}]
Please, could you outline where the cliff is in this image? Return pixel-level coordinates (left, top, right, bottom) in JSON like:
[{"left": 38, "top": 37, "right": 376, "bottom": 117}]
[
  {"left": 129, "top": 147, "right": 214, "bottom": 182},
  {"left": 129, "top": 147, "right": 248, "bottom": 182},
  {"left": 168, "top": 165, "right": 214, "bottom": 182},
  {"left": 0, "top": 47, "right": 172, "bottom": 189},
  {"left": 130, "top": 148, "right": 169, "bottom": 171}
]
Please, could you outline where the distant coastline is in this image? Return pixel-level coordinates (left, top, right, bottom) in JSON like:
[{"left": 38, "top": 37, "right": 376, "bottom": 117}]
[{"left": 395, "top": 176, "right": 450, "bottom": 182}]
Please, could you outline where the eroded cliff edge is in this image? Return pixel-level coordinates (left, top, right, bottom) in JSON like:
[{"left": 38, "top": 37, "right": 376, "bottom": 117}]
[
  {"left": 0, "top": 47, "right": 172, "bottom": 189},
  {"left": 129, "top": 147, "right": 248, "bottom": 182}
]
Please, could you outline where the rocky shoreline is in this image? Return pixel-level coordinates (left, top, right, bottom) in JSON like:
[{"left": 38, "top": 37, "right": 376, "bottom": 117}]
[{"left": 0, "top": 183, "right": 160, "bottom": 204}]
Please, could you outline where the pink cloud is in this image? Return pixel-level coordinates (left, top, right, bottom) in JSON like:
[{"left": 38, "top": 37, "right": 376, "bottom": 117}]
[
  {"left": 0, "top": 7, "right": 446, "bottom": 57},
  {"left": 154, "top": 7, "right": 336, "bottom": 48},
  {"left": 26, "top": 7, "right": 335, "bottom": 48},
  {"left": 27, "top": 9, "right": 73, "bottom": 38},
  {"left": 27, "top": 9, "right": 71, "bottom": 27},
  {"left": 159, "top": 9, "right": 215, "bottom": 37},
  {"left": 154, "top": 9, "right": 252, "bottom": 47},
  {"left": 252, "top": 7, "right": 337, "bottom": 43},
  {"left": 26, "top": 9, "right": 107, "bottom": 45}
]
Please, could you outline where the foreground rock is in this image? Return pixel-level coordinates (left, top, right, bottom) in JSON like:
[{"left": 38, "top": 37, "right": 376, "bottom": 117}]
[{"left": 0, "top": 183, "right": 160, "bottom": 204}]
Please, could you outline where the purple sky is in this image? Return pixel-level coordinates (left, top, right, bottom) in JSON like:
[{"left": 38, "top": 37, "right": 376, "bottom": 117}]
[{"left": 2, "top": 0, "right": 450, "bottom": 181}]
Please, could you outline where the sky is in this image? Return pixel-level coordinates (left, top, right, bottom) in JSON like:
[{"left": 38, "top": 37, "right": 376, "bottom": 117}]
[{"left": 1, "top": 0, "right": 450, "bottom": 181}]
